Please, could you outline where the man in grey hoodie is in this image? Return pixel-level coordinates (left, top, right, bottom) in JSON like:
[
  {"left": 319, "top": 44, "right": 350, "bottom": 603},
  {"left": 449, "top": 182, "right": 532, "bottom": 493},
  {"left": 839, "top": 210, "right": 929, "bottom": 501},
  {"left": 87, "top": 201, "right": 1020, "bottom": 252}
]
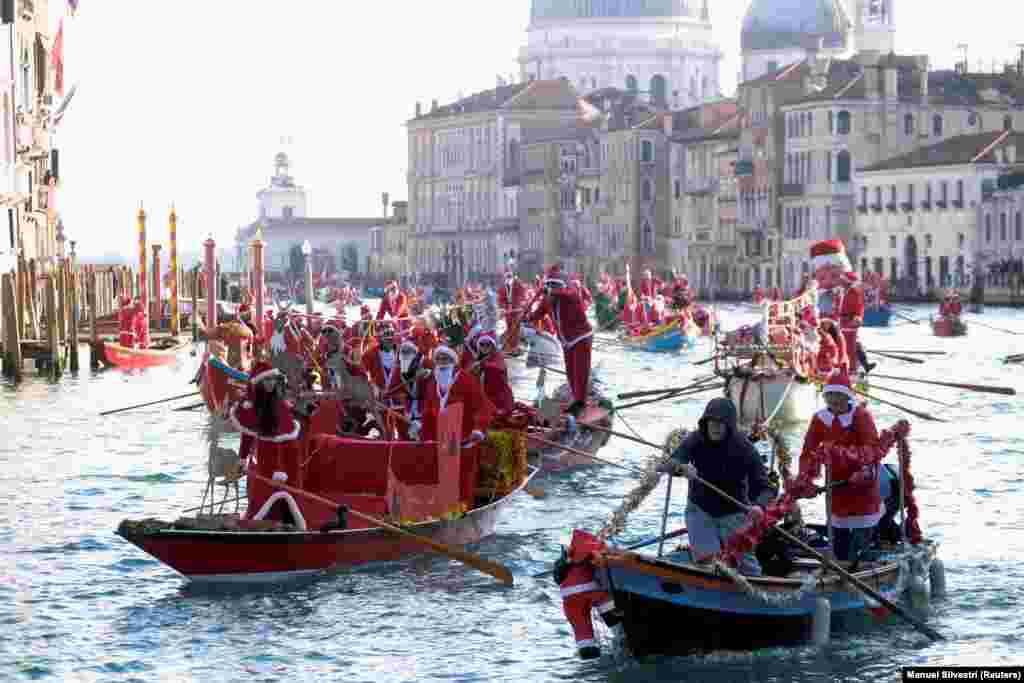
[{"left": 658, "top": 397, "right": 776, "bottom": 575}]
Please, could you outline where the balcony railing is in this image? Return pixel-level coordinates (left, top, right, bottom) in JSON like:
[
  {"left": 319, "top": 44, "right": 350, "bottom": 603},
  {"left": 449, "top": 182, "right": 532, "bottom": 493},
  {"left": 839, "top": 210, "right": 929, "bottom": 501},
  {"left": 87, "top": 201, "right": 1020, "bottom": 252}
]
[
  {"left": 935, "top": 200, "right": 948, "bottom": 209},
  {"left": 952, "top": 199, "right": 964, "bottom": 209},
  {"left": 920, "top": 201, "right": 932, "bottom": 211},
  {"left": 781, "top": 183, "right": 805, "bottom": 197},
  {"left": 857, "top": 204, "right": 868, "bottom": 214},
  {"left": 886, "top": 203, "right": 898, "bottom": 212},
  {"left": 871, "top": 203, "right": 883, "bottom": 212},
  {"left": 900, "top": 201, "right": 914, "bottom": 212}
]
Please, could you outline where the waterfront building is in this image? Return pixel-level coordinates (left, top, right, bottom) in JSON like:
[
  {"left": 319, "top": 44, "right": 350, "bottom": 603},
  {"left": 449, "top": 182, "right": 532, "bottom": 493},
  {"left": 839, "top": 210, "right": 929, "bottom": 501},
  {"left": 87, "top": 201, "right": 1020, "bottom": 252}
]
[{"left": 520, "top": 0, "right": 722, "bottom": 108}]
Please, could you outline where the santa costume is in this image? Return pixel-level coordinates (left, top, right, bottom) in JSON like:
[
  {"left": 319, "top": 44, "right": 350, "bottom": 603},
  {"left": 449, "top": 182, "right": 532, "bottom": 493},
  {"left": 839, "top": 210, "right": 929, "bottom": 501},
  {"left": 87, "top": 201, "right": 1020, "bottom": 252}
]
[
  {"left": 798, "top": 369, "right": 883, "bottom": 562},
  {"left": 810, "top": 240, "right": 865, "bottom": 373},
  {"left": 377, "top": 281, "right": 410, "bottom": 328},
  {"left": 471, "top": 333, "right": 515, "bottom": 414},
  {"left": 498, "top": 270, "right": 528, "bottom": 353},
  {"left": 232, "top": 362, "right": 306, "bottom": 523},
  {"left": 419, "top": 345, "right": 496, "bottom": 506},
  {"left": 528, "top": 264, "right": 593, "bottom": 412},
  {"left": 117, "top": 295, "right": 135, "bottom": 348}
]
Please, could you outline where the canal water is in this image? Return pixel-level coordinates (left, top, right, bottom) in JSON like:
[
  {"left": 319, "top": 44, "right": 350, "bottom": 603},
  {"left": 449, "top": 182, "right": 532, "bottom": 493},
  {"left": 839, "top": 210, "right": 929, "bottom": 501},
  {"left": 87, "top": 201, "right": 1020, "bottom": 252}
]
[{"left": 1, "top": 304, "right": 1022, "bottom": 682}]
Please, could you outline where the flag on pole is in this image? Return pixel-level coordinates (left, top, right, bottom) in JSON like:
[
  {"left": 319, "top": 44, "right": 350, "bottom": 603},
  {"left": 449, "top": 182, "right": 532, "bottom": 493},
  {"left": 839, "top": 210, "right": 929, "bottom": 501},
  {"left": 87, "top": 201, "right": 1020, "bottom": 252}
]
[{"left": 51, "top": 18, "right": 64, "bottom": 98}]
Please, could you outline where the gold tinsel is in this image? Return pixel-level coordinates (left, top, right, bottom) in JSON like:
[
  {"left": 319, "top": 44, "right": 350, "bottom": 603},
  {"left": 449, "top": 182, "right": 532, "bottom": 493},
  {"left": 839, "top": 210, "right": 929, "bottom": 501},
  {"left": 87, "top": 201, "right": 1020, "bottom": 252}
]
[{"left": 475, "top": 430, "right": 529, "bottom": 501}]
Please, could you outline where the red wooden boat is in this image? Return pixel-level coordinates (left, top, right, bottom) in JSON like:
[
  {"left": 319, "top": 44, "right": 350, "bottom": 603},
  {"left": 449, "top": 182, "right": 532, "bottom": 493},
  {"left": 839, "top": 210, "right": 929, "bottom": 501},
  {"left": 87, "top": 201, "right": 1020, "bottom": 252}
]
[
  {"left": 100, "top": 337, "right": 192, "bottom": 369},
  {"left": 931, "top": 316, "right": 967, "bottom": 337},
  {"left": 197, "top": 353, "right": 249, "bottom": 418},
  {"left": 116, "top": 410, "right": 536, "bottom": 584}
]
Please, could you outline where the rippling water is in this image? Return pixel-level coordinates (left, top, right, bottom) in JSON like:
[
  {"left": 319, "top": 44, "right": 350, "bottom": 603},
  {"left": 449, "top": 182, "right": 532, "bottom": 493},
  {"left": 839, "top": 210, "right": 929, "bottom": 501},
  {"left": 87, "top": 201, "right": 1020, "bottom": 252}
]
[{"left": 2, "top": 304, "right": 1023, "bottom": 682}]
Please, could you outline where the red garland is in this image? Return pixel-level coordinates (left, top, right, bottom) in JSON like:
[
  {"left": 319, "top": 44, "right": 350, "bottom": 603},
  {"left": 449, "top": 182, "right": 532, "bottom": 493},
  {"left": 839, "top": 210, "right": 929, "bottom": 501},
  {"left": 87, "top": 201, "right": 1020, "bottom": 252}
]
[{"left": 717, "top": 420, "right": 920, "bottom": 566}]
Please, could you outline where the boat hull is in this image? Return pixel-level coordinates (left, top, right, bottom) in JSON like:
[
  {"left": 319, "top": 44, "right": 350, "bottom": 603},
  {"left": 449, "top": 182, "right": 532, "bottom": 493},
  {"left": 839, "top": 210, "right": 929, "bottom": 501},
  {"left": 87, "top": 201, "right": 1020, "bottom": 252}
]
[
  {"left": 602, "top": 546, "right": 927, "bottom": 658},
  {"left": 931, "top": 317, "right": 967, "bottom": 337},
  {"left": 862, "top": 307, "right": 892, "bottom": 327},
  {"left": 621, "top": 327, "right": 697, "bottom": 353},
  {"left": 726, "top": 373, "right": 818, "bottom": 425},
  {"left": 116, "top": 469, "right": 536, "bottom": 584},
  {"left": 523, "top": 329, "right": 564, "bottom": 369},
  {"left": 101, "top": 339, "right": 191, "bottom": 369}
]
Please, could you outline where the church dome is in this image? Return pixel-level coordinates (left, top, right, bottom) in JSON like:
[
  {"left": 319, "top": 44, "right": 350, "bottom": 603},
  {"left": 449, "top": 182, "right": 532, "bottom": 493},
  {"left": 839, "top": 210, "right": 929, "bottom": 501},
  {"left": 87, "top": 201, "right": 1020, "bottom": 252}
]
[
  {"left": 531, "top": 0, "right": 693, "bottom": 22},
  {"left": 741, "top": 0, "right": 850, "bottom": 52}
]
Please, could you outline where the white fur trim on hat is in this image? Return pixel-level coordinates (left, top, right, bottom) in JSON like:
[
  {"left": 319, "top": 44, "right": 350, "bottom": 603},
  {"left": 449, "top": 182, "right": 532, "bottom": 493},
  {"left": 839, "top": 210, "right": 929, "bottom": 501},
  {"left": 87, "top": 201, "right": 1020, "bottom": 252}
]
[
  {"left": 822, "top": 382, "right": 856, "bottom": 401},
  {"left": 251, "top": 366, "right": 283, "bottom": 384},
  {"left": 812, "top": 252, "right": 853, "bottom": 272},
  {"left": 433, "top": 345, "right": 457, "bottom": 362},
  {"left": 545, "top": 277, "right": 566, "bottom": 287}
]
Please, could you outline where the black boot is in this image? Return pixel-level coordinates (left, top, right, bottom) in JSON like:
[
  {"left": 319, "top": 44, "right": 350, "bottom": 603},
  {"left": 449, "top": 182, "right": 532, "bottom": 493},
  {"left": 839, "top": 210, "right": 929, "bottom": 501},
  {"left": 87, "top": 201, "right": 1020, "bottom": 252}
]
[{"left": 567, "top": 400, "right": 586, "bottom": 418}]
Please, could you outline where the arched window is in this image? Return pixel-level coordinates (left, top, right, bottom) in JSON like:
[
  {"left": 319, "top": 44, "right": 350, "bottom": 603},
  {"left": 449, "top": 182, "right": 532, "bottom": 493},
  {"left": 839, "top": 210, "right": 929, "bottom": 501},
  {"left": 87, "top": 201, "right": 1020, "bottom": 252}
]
[
  {"left": 625, "top": 75, "right": 638, "bottom": 94},
  {"left": 933, "top": 114, "right": 943, "bottom": 137},
  {"left": 836, "top": 150, "right": 852, "bottom": 182},
  {"left": 904, "top": 113, "right": 914, "bottom": 135},
  {"left": 641, "top": 140, "right": 653, "bottom": 163},
  {"left": 641, "top": 179, "right": 653, "bottom": 201},
  {"left": 836, "top": 110, "right": 851, "bottom": 135},
  {"left": 1005, "top": 115, "right": 1014, "bottom": 131},
  {"left": 642, "top": 220, "right": 654, "bottom": 252},
  {"left": 650, "top": 74, "right": 667, "bottom": 105}
]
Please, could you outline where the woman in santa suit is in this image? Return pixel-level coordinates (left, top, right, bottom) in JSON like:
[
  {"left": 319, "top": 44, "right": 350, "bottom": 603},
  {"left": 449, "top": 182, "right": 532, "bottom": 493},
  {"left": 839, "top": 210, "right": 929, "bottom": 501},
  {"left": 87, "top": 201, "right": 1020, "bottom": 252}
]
[
  {"left": 470, "top": 333, "right": 515, "bottom": 414},
  {"left": 816, "top": 318, "right": 849, "bottom": 378},
  {"left": 385, "top": 340, "right": 432, "bottom": 439},
  {"left": 232, "top": 362, "right": 316, "bottom": 523},
  {"left": 414, "top": 345, "right": 495, "bottom": 507},
  {"left": 377, "top": 281, "right": 410, "bottom": 328},
  {"left": 362, "top": 324, "right": 399, "bottom": 395},
  {"left": 797, "top": 369, "right": 884, "bottom": 563}
]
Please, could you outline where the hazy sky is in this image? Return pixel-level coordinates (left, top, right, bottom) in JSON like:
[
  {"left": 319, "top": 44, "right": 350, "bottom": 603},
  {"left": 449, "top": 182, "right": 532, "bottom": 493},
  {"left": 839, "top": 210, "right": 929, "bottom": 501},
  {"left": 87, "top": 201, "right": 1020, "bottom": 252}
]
[{"left": 53, "top": 0, "right": 1024, "bottom": 260}]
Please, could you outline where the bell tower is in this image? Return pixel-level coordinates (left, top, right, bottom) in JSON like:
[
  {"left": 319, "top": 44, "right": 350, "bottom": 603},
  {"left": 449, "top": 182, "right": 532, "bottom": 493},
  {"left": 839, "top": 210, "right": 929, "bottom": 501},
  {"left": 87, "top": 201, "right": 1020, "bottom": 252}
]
[{"left": 853, "top": 0, "right": 896, "bottom": 54}]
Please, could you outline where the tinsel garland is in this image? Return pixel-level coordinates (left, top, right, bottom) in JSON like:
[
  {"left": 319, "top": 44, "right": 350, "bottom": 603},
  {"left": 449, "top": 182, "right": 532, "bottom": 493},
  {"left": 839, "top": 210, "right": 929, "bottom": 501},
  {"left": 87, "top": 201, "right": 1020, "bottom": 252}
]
[
  {"left": 716, "top": 420, "right": 916, "bottom": 568},
  {"left": 596, "top": 429, "right": 687, "bottom": 542},
  {"left": 710, "top": 558, "right": 820, "bottom": 607},
  {"left": 898, "top": 433, "right": 923, "bottom": 544}
]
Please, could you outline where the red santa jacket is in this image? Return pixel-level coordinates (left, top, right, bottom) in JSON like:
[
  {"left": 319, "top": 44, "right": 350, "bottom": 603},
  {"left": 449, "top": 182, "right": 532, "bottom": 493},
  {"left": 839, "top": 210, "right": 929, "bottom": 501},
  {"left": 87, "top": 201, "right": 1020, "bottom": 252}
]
[
  {"left": 377, "top": 292, "right": 410, "bottom": 322},
  {"left": 385, "top": 356, "right": 432, "bottom": 419},
  {"left": 799, "top": 405, "right": 883, "bottom": 524},
  {"left": 940, "top": 300, "right": 962, "bottom": 317},
  {"left": 498, "top": 280, "right": 528, "bottom": 315},
  {"left": 362, "top": 343, "right": 399, "bottom": 391},
  {"left": 421, "top": 370, "right": 495, "bottom": 442},
  {"left": 816, "top": 326, "right": 848, "bottom": 377},
  {"left": 529, "top": 288, "right": 593, "bottom": 349},
  {"left": 638, "top": 278, "right": 662, "bottom": 299},
  {"left": 574, "top": 283, "right": 594, "bottom": 310},
  {"left": 472, "top": 352, "right": 515, "bottom": 414},
  {"left": 820, "top": 280, "right": 865, "bottom": 333},
  {"left": 270, "top": 317, "right": 304, "bottom": 356}
]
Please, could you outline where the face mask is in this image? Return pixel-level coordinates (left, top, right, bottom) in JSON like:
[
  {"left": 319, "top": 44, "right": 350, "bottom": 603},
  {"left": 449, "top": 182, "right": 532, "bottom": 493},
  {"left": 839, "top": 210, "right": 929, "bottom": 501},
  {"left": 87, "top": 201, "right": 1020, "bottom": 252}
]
[
  {"left": 400, "top": 352, "right": 417, "bottom": 374},
  {"left": 434, "top": 366, "right": 454, "bottom": 390}
]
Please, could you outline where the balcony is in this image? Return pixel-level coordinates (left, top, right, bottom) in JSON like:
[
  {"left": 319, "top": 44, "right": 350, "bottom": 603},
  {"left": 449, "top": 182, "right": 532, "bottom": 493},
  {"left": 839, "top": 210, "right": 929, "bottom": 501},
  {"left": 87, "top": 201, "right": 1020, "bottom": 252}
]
[
  {"left": 886, "top": 203, "right": 898, "bottom": 212},
  {"left": 952, "top": 199, "right": 964, "bottom": 209},
  {"left": 900, "top": 201, "right": 914, "bottom": 212},
  {"left": 935, "top": 200, "right": 948, "bottom": 209},
  {"left": 871, "top": 203, "right": 883, "bottom": 212},
  {"left": 685, "top": 177, "right": 720, "bottom": 195},
  {"left": 781, "top": 183, "right": 805, "bottom": 197},
  {"left": 857, "top": 204, "right": 868, "bottom": 214},
  {"left": 920, "top": 201, "right": 932, "bottom": 211}
]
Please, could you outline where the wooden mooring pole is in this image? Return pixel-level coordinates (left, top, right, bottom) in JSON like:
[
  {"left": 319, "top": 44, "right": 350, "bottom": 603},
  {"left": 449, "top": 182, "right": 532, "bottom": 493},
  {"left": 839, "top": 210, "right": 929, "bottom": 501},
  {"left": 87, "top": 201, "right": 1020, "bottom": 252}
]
[
  {"left": 44, "top": 272, "right": 61, "bottom": 380},
  {"left": 88, "top": 268, "right": 100, "bottom": 369},
  {"left": 69, "top": 244, "right": 80, "bottom": 373},
  {"left": 1, "top": 271, "right": 22, "bottom": 381}
]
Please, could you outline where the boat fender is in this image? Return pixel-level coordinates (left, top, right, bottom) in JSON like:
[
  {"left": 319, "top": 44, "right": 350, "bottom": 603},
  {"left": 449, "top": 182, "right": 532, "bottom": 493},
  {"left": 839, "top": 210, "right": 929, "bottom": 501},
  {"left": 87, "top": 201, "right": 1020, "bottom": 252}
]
[
  {"left": 251, "top": 490, "right": 308, "bottom": 531},
  {"left": 559, "top": 531, "right": 620, "bottom": 660},
  {"left": 909, "top": 572, "right": 930, "bottom": 610},
  {"left": 929, "top": 558, "right": 946, "bottom": 599},
  {"left": 811, "top": 597, "right": 831, "bottom": 646}
]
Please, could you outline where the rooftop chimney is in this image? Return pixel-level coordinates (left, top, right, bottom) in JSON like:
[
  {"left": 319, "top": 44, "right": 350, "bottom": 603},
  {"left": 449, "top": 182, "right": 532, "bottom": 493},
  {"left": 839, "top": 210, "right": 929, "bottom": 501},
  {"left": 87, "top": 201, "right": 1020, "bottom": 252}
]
[
  {"left": 431, "top": 99, "right": 439, "bottom": 112},
  {"left": 416, "top": 102, "right": 422, "bottom": 117}
]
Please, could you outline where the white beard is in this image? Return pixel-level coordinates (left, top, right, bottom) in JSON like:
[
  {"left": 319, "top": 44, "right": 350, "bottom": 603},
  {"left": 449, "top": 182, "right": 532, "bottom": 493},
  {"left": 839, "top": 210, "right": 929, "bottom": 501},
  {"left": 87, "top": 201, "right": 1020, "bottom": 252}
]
[
  {"left": 435, "top": 367, "right": 454, "bottom": 393},
  {"left": 270, "top": 330, "right": 287, "bottom": 354}
]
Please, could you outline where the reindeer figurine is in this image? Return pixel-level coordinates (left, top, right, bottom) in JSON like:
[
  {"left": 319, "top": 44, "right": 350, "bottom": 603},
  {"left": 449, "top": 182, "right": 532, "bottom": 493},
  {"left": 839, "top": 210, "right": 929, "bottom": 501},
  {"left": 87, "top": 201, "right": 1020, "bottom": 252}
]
[{"left": 199, "top": 418, "right": 243, "bottom": 516}]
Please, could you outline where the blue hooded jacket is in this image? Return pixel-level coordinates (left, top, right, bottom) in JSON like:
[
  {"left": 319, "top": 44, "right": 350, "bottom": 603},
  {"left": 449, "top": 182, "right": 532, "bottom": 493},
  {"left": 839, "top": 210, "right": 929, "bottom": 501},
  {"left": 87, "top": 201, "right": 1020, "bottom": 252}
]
[{"left": 669, "top": 397, "right": 775, "bottom": 518}]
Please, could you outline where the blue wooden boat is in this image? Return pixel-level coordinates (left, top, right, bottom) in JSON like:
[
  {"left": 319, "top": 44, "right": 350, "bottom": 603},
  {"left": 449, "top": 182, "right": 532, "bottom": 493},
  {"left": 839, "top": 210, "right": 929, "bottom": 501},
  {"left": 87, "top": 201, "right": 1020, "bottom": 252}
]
[
  {"left": 597, "top": 537, "right": 940, "bottom": 657},
  {"left": 620, "top": 322, "right": 698, "bottom": 353},
  {"left": 862, "top": 306, "right": 893, "bottom": 327}
]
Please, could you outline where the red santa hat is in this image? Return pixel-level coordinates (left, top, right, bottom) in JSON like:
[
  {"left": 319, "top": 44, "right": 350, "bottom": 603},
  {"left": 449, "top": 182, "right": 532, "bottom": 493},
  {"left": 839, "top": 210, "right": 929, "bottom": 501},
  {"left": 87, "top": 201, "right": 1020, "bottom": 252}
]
[
  {"left": 810, "top": 240, "right": 853, "bottom": 272},
  {"left": 385, "top": 280, "right": 399, "bottom": 291},
  {"left": 823, "top": 368, "right": 856, "bottom": 401},
  {"left": 238, "top": 303, "right": 252, "bottom": 317},
  {"left": 250, "top": 360, "right": 283, "bottom": 386},
  {"left": 544, "top": 264, "right": 566, "bottom": 287}
]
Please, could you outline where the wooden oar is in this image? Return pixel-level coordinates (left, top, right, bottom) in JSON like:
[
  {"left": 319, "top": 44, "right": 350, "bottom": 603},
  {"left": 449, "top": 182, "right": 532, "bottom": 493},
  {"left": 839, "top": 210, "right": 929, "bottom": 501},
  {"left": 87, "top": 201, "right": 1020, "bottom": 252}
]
[
  {"left": 690, "top": 473, "right": 945, "bottom": 641},
  {"left": 617, "top": 375, "right": 718, "bottom": 400},
  {"left": 854, "top": 388, "right": 948, "bottom": 423},
  {"left": 249, "top": 473, "right": 514, "bottom": 586},
  {"left": 532, "top": 527, "right": 689, "bottom": 579},
  {"left": 869, "top": 350, "right": 947, "bottom": 356},
  {"left": 869, "top": 351, "right": 925, "bottom": 365},
  {"left": 692, "top": 355, "right": 719, "bottom": 366},
  {"left": 615, "top": 384, "right": 726, "bottom": 412},
  {"left": 100, "top": 391, "right": 201, "bottom": 417},
  {"left": 172, "top": 402, "right": 207, "bottom": 412},
  {"left": 892, "top": 310, "right": 920, "bottom": 325},
  {"left": 871, "top": 374, "right": 1016, "bottom": 396},
  {"left": 964, "top": 316, "right": 1023, "bottom": 336},
  {"left": 868, "top": 384, "right": 957, "bottom": 409},
  {"left": 526, "top": 434, "right": 646, "bottom": 476},
  {"left": 582, "top": 422, "right": 662, "bottom": 451}
]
